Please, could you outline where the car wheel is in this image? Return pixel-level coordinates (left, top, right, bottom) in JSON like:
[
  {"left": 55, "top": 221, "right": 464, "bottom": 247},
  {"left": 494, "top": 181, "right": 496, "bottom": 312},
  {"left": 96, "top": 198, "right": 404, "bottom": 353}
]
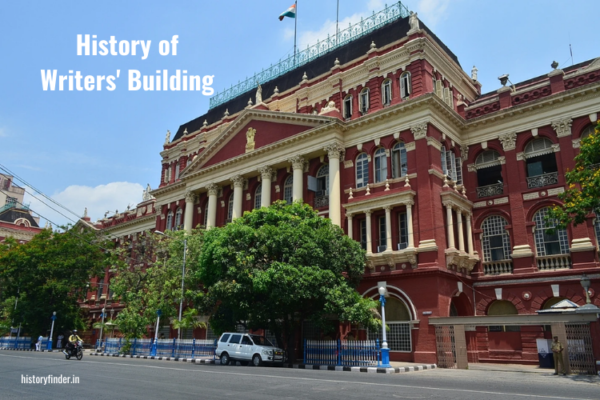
[
  {"left": 252, "top": 354, "right": 262, "bottom": 367},
  {"left": 220, "top": 353, "right": 230, "bottom": 365},
  {"left": 240, "top": 361, "right": 249, "bottom": 366}
]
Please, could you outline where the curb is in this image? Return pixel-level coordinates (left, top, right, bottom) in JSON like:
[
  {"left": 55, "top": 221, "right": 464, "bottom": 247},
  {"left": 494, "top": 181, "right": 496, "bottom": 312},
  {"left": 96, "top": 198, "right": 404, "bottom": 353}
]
[
  {"left": 85, "top": 352, "right": 436, "bottom": 373},
  {"left": 0, "top": 348, "right": 57, "bottom": 352}
]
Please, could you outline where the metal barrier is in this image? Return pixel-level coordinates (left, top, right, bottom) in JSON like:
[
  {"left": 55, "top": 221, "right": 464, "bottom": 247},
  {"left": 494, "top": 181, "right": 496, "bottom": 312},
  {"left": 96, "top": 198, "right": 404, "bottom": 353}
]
[
  {"left": 0, "top": 336, "right": 32, "bottom": 349},
  {"left": 96, "top": 338, "right": 216, "bottom": 359},
  {"left": 304, "top": 339, "right": 380, "bottom": 366}
]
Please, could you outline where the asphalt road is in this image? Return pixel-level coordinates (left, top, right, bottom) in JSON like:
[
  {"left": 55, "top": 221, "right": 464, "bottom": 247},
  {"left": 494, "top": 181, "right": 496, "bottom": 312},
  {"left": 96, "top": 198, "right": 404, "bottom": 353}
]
[{"left": 0, "top": 351, "right": 598, "bottom": 400}]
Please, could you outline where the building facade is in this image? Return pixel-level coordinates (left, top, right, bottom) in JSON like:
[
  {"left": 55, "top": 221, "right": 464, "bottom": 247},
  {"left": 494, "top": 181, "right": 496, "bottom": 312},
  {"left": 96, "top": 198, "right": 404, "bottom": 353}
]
[
  {"left": 86, "top": 5, "right": 600, "bottom": 365},
  {"left": 0, "top": 173, "right": 42, "bottom": 243}
]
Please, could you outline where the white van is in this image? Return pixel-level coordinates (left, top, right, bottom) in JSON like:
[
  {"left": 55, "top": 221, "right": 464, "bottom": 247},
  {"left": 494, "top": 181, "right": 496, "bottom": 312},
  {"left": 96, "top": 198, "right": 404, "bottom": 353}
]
[{"left": 215, "top": 333, "right": 284, "bottom": 366}]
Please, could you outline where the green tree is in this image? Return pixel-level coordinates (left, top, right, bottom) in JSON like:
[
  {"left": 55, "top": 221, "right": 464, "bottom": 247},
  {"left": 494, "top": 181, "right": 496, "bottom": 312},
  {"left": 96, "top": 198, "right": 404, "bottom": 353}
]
[
  {"left": 547, "top": 122, "right": 600, "bottom": 227},
  {"left": 191, "top": 201, "right": 378, "bottom": 361},
  {"left": 171, "top": 308, "right": 207, "bottom": 339},
  {"left": 0, "top": 228, "right": 108, "bottom": 343}
]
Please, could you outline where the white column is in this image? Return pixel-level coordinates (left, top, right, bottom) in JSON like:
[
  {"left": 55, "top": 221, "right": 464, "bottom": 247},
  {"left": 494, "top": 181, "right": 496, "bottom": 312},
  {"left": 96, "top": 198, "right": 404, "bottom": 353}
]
[
  {"left": 466, "top": 213, "right": 474, "bottom": 256},
  {"left": 183, "top": 191, "right": 196, "bottom": 233},
  {"left": 385, "top": 206, "right": 392, "bottom": 251},
  {"left": 457, "top": 209, "right": 465, "bottom": 252},
  {"left": 406, "top": 202, "right": 415, "bottom": 248},
  {"left": 232, "top": 175, "right": 245, "bottom": 220},
  {"left": 325, "top": 143, "right": 344, "bottom": 227},
  {"left": 365, "top": 210, "right": 373, "bottom": 255},
  {"left": 259, "top": 166, "right": 273, "bottom": 207},
  {"left": 289, "top": 156, "right": 305, "bottom": 202},
  {"left": 206, "top": 183, "right": 219, "bottom": 229},
  {"left": 347, "top": 212, "right": 353, "bottom": 240},
  {"left": 445, "top": 203, "right": 455, "bottom": 249}
]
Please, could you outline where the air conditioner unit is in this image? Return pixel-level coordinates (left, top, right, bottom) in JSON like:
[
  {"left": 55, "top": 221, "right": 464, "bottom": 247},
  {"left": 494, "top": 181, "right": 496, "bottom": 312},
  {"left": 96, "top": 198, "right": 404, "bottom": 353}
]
[{"left": 377, "top": 245, "right": 387, "bottom": 253}]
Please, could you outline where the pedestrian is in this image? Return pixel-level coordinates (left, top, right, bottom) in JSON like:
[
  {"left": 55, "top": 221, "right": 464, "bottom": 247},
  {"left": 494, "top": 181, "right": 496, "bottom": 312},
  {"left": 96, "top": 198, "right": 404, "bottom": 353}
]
[
  {"left": 35, "top": 335, "right": 42, "bottom": 351},
  {"left": 57, "top": 334, "right": 64, "bottom": 349},
  {"left": 551, "top": 336, "right": 566, "bottom": 375}
]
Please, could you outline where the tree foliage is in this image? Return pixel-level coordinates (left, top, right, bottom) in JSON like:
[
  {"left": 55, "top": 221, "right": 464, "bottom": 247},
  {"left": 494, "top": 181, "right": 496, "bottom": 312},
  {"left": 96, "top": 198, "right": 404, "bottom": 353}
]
[
  {"left": 547, "top": 122, "right": 600, "bottom": 227},
  {"left": 0, "top": 228, "right": 108, "bottom": 340},
  {"left": 191, "top": 201, "right": 378, "bottom": 357}
]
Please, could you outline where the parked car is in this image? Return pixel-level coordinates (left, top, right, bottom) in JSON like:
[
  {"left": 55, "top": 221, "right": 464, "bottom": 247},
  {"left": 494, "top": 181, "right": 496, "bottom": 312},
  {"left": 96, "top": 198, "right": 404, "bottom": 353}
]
[{"left": 215, "top": 333, "right": 284, "bottom": 366}]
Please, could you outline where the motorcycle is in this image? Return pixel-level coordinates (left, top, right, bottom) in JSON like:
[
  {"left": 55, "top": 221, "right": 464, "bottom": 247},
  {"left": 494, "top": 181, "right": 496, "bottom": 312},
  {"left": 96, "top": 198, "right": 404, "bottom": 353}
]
[{"left": 64, "top": 340, "right": 84, "bottom": 360}]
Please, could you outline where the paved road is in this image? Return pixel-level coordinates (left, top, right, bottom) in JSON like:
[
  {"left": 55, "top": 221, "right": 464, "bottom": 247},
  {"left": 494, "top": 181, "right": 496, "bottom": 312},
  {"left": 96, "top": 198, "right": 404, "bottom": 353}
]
[{"left": 0, "top": 351, "right": 598, "bottom": 400}]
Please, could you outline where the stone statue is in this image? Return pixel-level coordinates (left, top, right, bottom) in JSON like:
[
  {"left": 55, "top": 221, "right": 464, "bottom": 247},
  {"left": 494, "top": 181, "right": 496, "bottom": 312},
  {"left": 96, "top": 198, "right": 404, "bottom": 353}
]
[
  {"left": 408, "top": 11, "right": 420, "bottom": 32},
  {"left": 319, "top": 100, "right": 339, "bottom": 115},
  {"left": 164, "top": 130, "right": 171, "bottom": 145},
  {"left": 256, "top": 82, "right": 262, "bottom": 104},
  {"left": 471, "top": 66, "right": 478, "bottom": 81},
  {"left": 83, "top": 207, "right": 88, "bottom": 218},
  {"left": 245, "top": 127, "right": 256, "bottom": 152},
  {"left": 143, "top": 184, "right": 153, "bottom": 201}
]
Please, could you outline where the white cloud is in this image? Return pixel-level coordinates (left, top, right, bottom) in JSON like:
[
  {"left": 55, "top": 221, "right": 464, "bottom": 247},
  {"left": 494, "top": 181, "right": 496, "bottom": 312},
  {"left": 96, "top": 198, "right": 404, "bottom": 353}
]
[
  {"left": 416, "top": 0, "right": 451, "bottom": 28},
  {"left": 24, "top": 181, "right": 144, "bottom": 228}
]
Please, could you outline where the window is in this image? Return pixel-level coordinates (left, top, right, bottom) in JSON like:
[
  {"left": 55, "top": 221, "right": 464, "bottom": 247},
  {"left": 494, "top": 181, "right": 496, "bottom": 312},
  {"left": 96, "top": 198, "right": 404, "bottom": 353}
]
[
  {"left": 368, "top": 297, "right": 412, "bottom": 351},
  {"left": 175, "top": 162, "right": 180, "bottom": 180},
  {"left": 400, "top": 72, "right": 411, "bottom": 99},
  {"left": 435, "top": 79, "right": 443, "bottom": 98},
  {"left": 580, "top": 124, "right": 595, "bottom": 141},
  {"left": 316, "top": 165, "right": 329, "bottom": 197},
  {"left": 97, "top": 282, "right": 104, "bottom": 299},
  {"left": 359, "top": 88, "right": 369, "bottom": 114},
  {"left": 283, "top": 176, "right": 293, "bottom": 204},
  {"left": 219, "top": 333, "right": 231, "bottom": 343},
  {"left": 203, "top": 203, "right": 208, "bottom": 227},
  {"left": 443, "top": 87, "right": 453, "bottom": 107},
  {"left": 382, "top": 79, "right": 392, "bottom": 105},
  {"left": 166, "top": 210, "right": 174, "bottom": 231},
  {"left": 6, "top": 196, "right": 17, "bottom": 206},
  {"left": 254, "top": 184, "right": 262, "bottom": 209},
  {"left": 441, "top": 145, "right": 447, "bottom": 174},
  {"left": 475, "top": 150, "right": 503, "bottom": 187},
  {"left": 487, "top": 300, "right": 520, "bottom": 332},
  {"left": 175, "top": 208, "right": 182, "bottom": 230},
  {"left": 378, "top": 216, "right": 386, "bottom": 252},
  {"left": 441, "top": 147, "right": 462, "bottom": 184},
  {"left": 481, "top": 216, "right": 511, "bottom": 261},
  {"left": 391, "top": 142, "right": 408, "bottom": 178},
  {"left": 454, "top": 153, "right": 462, "bottom": 184},
  {"left": 398, "top": 212, "right": 408, "bottom": 250},
  {"left": 227, "top": 193, "right": 234, "bottom": 222},
  {"left": 374, "top": 148, "right": 387, "bottom": 183},
  {"left": 356, "top": 153, "right": 369, "bottom": 188},
  {"left": 343, "top": 95, "right": 352, "bottom": 119},
  {"left": 533, "top": 207, "right": 569, "bottom": 256},
  {"left": 359, "top": 219, "right": 367, "bottom": 250},
  {"left": 524, "top": 138, "right": 557, "bottom": 177}
]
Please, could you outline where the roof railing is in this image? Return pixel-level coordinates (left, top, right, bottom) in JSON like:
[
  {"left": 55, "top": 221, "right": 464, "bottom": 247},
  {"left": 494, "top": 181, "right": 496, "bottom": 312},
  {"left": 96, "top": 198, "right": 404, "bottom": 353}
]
[{"left": 208, "top": 1, "right": 410, "bottom": 109}]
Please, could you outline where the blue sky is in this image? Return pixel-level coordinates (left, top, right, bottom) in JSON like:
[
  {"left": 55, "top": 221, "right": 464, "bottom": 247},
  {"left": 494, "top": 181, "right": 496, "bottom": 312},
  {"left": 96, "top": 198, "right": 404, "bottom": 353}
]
[{"left": 1, "top": 0, "right": 598, "bottom": 228}]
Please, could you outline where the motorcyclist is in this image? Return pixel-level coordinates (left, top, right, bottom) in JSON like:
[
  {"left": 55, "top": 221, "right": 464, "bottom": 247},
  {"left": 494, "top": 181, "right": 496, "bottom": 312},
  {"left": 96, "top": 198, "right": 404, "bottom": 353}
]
[{"left": 64, "top": 330, "right": 82, "bottom": 355}]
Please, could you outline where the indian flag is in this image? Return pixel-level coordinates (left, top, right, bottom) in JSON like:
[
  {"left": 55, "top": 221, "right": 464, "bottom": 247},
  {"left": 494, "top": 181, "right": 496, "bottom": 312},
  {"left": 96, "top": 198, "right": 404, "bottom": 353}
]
[{"left": 279, "top": 4, "right": 296, "bottom": 21}]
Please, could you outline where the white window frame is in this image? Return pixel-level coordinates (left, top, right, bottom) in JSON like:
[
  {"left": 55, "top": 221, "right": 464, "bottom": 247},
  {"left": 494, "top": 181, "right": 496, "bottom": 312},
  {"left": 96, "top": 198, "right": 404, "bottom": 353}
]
[
  {"left": 254, "top": 184, "right": 262, "bottom": 209},
  {"left": 356, "top": 153, "right": 369, "bottom": 188},
  {"left": 374, "top": 148, "right": 387, "bottom": 183},
  {"left": 359, "top": 88, "right": 370, "bottom": 114},
  {"left": 382, "top": 79, "right": 392, "bottom": 106},
  {"left": 283, "top": 176, "right": 293, "bottom": 204},
  {"left": 533, "top": 207, "right": 569, "bottom": 256},
  {"left": 391, "top": 142, "right": 407, "bottom": 178},
  {"left": 316, "top": 165, "right": 329, "bottom": 196},
  {"left": 175, "top": 162, "right": 180, "bottom": 180},
  {"left": 400, "top": 72, "right": 411, "bottom": 99},
  {"left": 166, "top": 210, "right": 174, "bottom": 231},
  {"left": 481, "top": 216, "right": 511, "bottom": 262},
  {"left": 175, "top": 208, "right": 183, "bottom": 230},
  {"left": 227, "top": 193, "right": 234, "bottom": 222},
  {"left": 343, "top": 95, "right": 352, "bottom": 119}
]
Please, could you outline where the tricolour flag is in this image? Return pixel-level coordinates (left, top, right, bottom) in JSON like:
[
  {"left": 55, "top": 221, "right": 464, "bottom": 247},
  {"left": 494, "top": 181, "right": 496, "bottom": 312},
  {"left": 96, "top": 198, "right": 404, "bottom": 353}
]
[{"left": 279, "top": 4, "right": 296, "bottom": 21}]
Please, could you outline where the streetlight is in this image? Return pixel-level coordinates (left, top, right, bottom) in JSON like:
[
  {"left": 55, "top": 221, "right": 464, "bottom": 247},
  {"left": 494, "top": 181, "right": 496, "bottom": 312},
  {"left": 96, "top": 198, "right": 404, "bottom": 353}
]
[
  {"left": 97, "top": 307, "right": 106, "bottom": 351},
  {"left": 150, "top": 309, "right": 162, "bottom": 357},
  {"left": 155, "top": 230, "right": 187, "bottom": 341},
  {"left": 581, "top": 274, "right": 591, "bottom": 304},
  {"left": 378, "top": 286, "right": 392, "bottom": 368},
  {"left": 47, "top": 312, "right": 56, "bottom": 350},
  {"left": 109, "top": 308, "right": 115, "bottom": 338}
]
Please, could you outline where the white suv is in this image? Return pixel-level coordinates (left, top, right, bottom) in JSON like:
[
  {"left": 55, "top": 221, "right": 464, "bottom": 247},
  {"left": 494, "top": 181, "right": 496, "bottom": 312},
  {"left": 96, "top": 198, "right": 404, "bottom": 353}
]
[{"left": 215, "top": 333, "right": 284, "bottom": 366}]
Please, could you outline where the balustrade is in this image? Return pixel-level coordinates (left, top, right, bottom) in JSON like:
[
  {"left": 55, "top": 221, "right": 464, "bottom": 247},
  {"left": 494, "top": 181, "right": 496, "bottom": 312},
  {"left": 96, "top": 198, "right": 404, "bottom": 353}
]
[
  {"left": 314, "top": 194, "right": 329, "bottom": 208},
  {"left": 526, "top": 172, "right": 559, "bottom": 189},
  {"left": 476, "top": 182, "right": 504, "bottom": 198},
  {"left": 536, "top": 254, "right": 571, "bottom": 271},
  {"left": 483, "top": 260, "right": 513, "bottom": 275}
]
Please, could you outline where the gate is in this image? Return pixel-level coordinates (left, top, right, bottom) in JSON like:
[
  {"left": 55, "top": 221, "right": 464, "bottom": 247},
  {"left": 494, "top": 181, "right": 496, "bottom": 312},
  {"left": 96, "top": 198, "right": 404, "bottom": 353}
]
[{"left": 565, "top": 323, "right": 596, "bottom": 375}]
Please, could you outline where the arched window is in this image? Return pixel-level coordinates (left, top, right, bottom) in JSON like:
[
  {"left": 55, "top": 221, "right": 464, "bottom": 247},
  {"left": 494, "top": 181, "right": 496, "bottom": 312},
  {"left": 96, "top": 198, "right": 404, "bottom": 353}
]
[
  {"left": 400, "top": 72, "right": 411, "bottom": 99},
  {"left": 227, "top": 193, "right": 234, "bottom": 222},
  {"left": 374, "top": 148, "right": 387, "bottom": 183},
  {"left": 580, "top": 124, "right": 596, "bottom": 141},
  {"left": 533, "top": 207, "right": 569, "bottom": 256},
  {"left": 524, "top": 138, "right": 558, "bottom": 187},
  {"left": 283, "top": 176, "right": 293, "bottom": 204},
  {"left": 475, "top": 150, "right": 504, "bottom": 197},
  {"left": 254, "top": 184, "right": 262, "bottom": 209},
  {"left": 382, "top": 79, "right": 392, "bottom": 106},
  {"left": 481, "top": 216, "right": 511, "bottom": 261},
  {"left": 487, "top": 300, "right": 517, "bottom": 316},
  {"left": 316, "top": 165, "right": 329, "bottom": 196},
  {"left": 203, "top": 203, "right": 208, "bottom": 227},
  {"left": 356, "top": 153, "right": 369, "bottom": 188},
  {"left": 359, "top": 88, "right": 370, "bottom": 114},
  {"left": 368, "top": 296, "right": 411, "bottom": 351},
  {"left": 166, "top": 210, "right": 174, "bottom": 231},
  {"left": 391, "top": 142, "right": 408, "bottom": 178},
  {"left": 343, "top": 95, "right": 352, "bottom": 119},
  {"left": 175, "top": 208, "right": 183, "bottom": 230}
]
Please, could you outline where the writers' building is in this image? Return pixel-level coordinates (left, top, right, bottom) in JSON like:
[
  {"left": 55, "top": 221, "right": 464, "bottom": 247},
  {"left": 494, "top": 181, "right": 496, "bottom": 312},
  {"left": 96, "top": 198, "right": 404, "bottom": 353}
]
[{"left": 89, "top": 4, "right": 600, "bottom": 367}]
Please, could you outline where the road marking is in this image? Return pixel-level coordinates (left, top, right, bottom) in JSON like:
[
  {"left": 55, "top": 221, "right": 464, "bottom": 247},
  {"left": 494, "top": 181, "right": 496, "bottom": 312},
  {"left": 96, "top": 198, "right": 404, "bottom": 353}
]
[{"left": 0, "top": 353, "right": 594, "bottom": 400}]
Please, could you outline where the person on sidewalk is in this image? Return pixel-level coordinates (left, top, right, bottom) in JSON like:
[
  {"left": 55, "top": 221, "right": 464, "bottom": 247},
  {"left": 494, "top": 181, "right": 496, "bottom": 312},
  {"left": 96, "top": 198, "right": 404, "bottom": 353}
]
[
  {"left": 35, "top": 335, "right": 42, "bottom": 351},
  {"left": 551, "top": 336, "right": 566, "bottom": 375},
  {"left": 56, "top": 334, "right": 63, "bottom": 349}
]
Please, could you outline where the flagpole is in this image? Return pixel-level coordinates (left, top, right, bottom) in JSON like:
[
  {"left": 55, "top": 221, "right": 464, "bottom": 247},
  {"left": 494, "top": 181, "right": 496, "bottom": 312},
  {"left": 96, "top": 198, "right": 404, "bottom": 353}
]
[{"left": 294, "top": 0, "right": 298, "bottom": 66}]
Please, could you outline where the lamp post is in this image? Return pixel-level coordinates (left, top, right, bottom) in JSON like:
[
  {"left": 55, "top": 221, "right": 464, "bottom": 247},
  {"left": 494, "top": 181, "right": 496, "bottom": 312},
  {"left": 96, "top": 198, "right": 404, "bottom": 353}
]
[
  {"left": 97, "top": 307, "right": 106, "bottom": 350},
  {"left": 47, "top": 312, "right": 56, "bottom": 350},
  {"left": 581, "top": 274, "right": 591, "bottom": 304},
  {"left": 110, "top": 308, "right": 114, "bottom": 338},
  {"left": 150, "top": 309, "right": 162, "bottom": 357},
  {"left": 378, "top": 286, "right": 392, "bottom": 368}
]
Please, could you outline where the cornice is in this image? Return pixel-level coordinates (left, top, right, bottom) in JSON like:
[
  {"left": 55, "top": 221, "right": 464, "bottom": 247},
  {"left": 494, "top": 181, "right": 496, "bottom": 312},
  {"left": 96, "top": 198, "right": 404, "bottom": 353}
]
[
  {"left": 150, "top": 181, "right": 186, "bottom": 198},
  {"left": 100, "top": 212, "right": 157, "bottom": 233},
  {"left": 343, "top": 190, "right": 415, "bottom": 214}
]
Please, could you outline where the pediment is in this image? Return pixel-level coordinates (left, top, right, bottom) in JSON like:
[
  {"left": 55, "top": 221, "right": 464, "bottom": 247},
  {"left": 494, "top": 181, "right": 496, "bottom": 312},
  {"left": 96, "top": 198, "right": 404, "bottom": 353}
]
[{"left": 182, "top": 109, "right": 334, "bottom": 176}]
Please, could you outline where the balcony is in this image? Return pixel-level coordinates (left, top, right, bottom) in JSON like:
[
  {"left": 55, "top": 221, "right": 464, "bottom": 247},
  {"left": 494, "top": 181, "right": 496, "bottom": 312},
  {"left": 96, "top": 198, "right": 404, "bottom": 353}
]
[
  {"left": 536, "top": 254, "right": 571, "bottom": 271},
  {"left": 483, "top": 260, "right": 513, "bottom": 275},
  {"left": 476, "top": 182, "right": 504, "bottom": 198},
  {"left": 526, "top": 172, "right": 559, "bottom": 189},
  {"left": 314, "top": 194, "right": 329, "bottom": 208}
]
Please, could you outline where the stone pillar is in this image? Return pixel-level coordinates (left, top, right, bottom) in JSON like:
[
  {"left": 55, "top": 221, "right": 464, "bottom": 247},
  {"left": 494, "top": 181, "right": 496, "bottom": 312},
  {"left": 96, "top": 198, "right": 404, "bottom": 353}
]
[
  {"left": 385, "top": 206, "right": 392, "bottom": 251},
  {"left": 183, "top": 191, "right": 196, "bottom": 233},
  {"left": 347, "top": 212, "right": 353, "bottom": 240},
  {"left": 445, "top": 204, "right": 455, "bottom": 249},
  {"left": 206, "top": 183, "right": 219, "bottom": 229},
  {"left": 406, "top": 202, "right": 415, "bottom": 248},
  {"left": 232, "top": 175, "right": 245, "bottom": 220},
  {"left": 289, "top": 156, "right": 305, "bottom": 202},
  {"left": 365, "top": 210, "right": 373, "bottom": 255},
  {"left": 259, "top": 166, "right": 273, "bottom": 208},
  {"left": 466, "top": 213, "right": 474, "bottom": 255},
  {"left": 325, "top": 143, "right": 345, "bottom": 227},
  {"left": 457, "top": 208, "right": 465, "bottom": 252}
]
